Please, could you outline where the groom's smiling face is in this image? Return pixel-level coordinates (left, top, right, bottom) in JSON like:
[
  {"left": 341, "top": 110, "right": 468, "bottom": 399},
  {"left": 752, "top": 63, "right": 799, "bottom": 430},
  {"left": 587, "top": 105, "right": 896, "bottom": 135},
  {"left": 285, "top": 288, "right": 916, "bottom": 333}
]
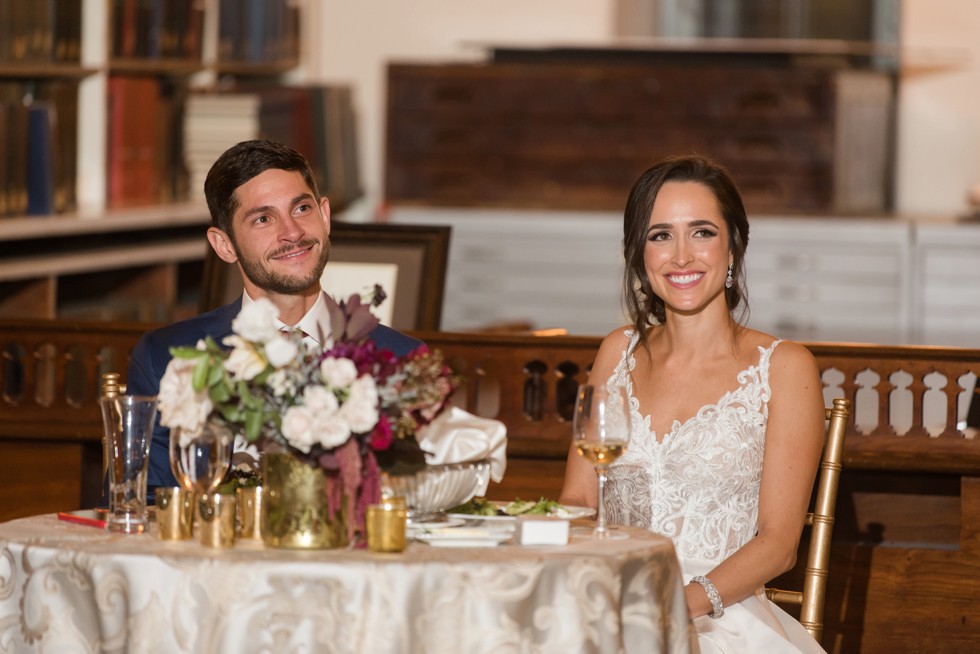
[{"left": 228, "top": 168, "right": 332, "bottom": 295}]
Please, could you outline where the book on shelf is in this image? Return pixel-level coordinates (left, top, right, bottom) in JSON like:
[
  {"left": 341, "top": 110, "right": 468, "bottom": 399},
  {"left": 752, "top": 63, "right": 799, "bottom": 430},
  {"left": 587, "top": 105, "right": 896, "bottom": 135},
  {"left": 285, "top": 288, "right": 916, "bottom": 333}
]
[
  {"left": 0, "top": 84, "right": 45, "bottom": 218},
  {"left": 2, "top": 99, "right": 29, "bottom": 217},
  {"left": 217, "top": 0, "right": 299, "bottom": 64},
  {"left": 36, "top": 81, "right": 79, "bottom": 213},
  {"left": 107, "top": 76, "right": 162, "bottom": 207},
  {"left": 25, "top": 102, "right": 56, "bottom": 216},
  {"left": 157, "top": 79, "right": 191, "bottom": 203},
  {"left": 111, "top": 0, "right": 203, "bottom": 60},
  {"left": 19, "top": 0, "right": 52, "bottom": 62},
  {"left": 0, "top": 0, "right": 82, "bottom": 64},
  {"left": 0, "top": 2, "right": 11, "bottom": 63},
  {"left": 54, "top": 0, "right": 83, "bottom": 62}
]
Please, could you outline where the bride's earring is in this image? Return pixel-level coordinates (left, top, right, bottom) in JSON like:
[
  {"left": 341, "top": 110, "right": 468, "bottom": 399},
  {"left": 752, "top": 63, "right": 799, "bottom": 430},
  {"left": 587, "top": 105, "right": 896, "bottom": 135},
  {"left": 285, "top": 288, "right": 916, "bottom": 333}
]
[{"left": 725, "top": 263, "right": 734, "bottom": 289}]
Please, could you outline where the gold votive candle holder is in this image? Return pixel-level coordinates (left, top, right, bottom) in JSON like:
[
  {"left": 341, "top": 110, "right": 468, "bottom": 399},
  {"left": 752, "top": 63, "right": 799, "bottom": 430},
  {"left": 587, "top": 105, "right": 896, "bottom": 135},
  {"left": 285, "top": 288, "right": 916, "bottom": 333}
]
[
  {"left": 237, "top": 485, "right": 264, "bottom": 540},
  {"left": 366, "top": 496, "right": 407, "bottom": 553},
  {"left": 156, "top": 487, "right": 194, "bottom": 541},
  {"left": 197, "top": 492, "right": 237, "bottom": 548}
]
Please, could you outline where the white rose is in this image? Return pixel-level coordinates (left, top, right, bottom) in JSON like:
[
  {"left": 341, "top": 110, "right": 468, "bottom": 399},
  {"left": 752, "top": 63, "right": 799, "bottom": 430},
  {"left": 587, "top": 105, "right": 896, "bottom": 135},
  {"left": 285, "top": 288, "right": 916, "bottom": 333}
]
[
  {"left": 232, "top": 298, "right": 280, "bottom": 343},
  {"left": 222, "top": 336, "right": 267, "bottom": 381},
  {"left": 320, "top": 357, "right": 358, "bottom": 388},
  {"left": 341, "top": 397, "right": 379, "bottom": 433},
  {"left": 304, "top": 385, "right": 339, "bottom": 415},
  {"left": 264, "top": 334, "right": 299, "bottom": 368},
  {"left": 349, "top": 375, "right": 378, "bottom": 405},
  {"left": 315, "top": 412, "right": 352, "bottom": 449},
  {"left": 281, "top": 406, "right": 317, "bottom": 454},
  {"left": 341, "top": 376, "right": 379, "bottom": 433},
  {"left": 158, "top": 356, "right": 212, "bottom": 437}
]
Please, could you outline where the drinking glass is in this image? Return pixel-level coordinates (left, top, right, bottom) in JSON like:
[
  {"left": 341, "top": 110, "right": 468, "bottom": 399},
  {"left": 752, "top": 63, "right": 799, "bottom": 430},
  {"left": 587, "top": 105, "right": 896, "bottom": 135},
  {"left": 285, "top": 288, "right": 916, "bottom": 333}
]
[
  {"left": 100, "top": 395, "right": 158, "bottom": 534},
  {"left": 572, "top": 384, "right": 632, "bottom": 540},
  {"left": 169, "top": 421, "right": 233, "bottom": 495}
]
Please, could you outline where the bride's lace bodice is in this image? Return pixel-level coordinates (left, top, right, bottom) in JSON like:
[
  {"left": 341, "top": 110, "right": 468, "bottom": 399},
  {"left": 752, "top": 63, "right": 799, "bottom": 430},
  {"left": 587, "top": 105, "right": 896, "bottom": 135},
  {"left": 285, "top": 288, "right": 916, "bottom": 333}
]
[{"left": 605, "top": 332, "right": 781, "bottom": 564}]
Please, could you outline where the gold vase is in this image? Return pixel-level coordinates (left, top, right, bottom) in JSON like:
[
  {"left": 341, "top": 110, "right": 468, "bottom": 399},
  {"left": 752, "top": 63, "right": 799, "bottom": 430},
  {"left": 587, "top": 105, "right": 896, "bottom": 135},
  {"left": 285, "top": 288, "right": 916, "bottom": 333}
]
[{"left": 261, "top": 452, "right": 349, "bottom": 549}]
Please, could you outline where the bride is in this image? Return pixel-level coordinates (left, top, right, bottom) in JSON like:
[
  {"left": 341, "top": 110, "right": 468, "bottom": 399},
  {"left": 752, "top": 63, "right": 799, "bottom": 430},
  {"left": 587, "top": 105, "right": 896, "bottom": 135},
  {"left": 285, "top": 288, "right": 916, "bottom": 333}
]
[{"left": 560, "top": 156, "right": 827, "bottom": 653}]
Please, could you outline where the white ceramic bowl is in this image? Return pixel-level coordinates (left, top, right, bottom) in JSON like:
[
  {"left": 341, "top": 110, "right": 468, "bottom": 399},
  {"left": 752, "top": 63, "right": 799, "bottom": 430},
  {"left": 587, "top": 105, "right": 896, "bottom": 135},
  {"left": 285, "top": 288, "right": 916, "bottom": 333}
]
[{"left": 387, "top": 459, "right": 492, "bottom": 523}]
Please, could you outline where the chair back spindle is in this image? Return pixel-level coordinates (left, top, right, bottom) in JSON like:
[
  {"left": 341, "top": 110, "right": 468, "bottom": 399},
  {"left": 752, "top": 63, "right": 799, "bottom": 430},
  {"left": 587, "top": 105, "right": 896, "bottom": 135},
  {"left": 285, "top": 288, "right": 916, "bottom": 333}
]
[{"left": 766, "top": 397, "right": 850, "bottom": 643}]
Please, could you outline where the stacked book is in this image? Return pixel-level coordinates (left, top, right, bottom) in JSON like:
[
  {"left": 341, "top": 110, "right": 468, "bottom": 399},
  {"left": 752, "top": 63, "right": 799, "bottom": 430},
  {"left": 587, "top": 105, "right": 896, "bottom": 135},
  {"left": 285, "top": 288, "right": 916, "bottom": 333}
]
[{"left": 184, "top": 94, "right": 262, "bottom": 200}]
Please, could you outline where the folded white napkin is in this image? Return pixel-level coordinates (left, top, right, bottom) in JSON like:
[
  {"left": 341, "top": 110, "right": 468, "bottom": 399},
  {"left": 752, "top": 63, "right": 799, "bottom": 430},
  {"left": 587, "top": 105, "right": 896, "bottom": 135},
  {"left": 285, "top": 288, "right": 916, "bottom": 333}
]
[{"left": 417, "top": 406, "right": 508, "bottom": 490}]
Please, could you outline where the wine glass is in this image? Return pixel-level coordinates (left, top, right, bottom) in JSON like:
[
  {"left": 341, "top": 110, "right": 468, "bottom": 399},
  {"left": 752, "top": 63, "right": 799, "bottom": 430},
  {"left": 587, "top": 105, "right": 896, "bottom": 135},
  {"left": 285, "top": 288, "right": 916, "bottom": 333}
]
[
  {"left": 572, "top": 383, "right": 632, "bottom": 540},
  {"left": 169, "top": 421, "right": 234, "bottom": 495}
]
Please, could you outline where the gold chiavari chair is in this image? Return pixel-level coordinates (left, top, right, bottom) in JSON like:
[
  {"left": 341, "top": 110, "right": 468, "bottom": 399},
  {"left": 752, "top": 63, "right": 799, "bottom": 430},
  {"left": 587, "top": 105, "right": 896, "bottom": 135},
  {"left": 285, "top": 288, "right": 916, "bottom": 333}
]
[{"left": 766, "top": 397, "right": 851, "bottom": 643}]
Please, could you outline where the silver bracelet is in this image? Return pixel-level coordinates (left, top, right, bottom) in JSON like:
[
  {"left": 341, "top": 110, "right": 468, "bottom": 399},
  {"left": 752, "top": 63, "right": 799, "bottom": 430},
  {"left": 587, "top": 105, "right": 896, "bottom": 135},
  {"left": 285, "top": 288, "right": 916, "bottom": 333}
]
[{"left": 690, "top": 575, "right": 724, "bottom": 619}]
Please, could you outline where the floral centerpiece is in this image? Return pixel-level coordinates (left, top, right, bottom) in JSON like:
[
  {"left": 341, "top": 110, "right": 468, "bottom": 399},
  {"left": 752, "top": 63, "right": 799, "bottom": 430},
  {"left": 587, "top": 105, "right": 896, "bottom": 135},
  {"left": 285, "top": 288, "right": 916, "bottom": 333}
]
[{"left": 157, "top": 287, "right": 456, "bottom": 546}]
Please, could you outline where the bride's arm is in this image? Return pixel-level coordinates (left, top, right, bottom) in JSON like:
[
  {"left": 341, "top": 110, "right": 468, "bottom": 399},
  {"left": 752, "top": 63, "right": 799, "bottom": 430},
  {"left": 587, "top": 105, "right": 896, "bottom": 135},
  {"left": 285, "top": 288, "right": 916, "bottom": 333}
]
[
  {"left": 686, "top": 340, "right": 825, "bottom": 618},
  {"left": 558, "top": 327, "right": 632, "bottom": 508}
]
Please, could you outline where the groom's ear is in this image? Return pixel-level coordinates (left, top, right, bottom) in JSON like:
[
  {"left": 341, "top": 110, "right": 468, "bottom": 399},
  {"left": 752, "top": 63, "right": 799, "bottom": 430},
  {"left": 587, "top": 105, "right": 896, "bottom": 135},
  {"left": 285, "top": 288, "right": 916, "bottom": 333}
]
[
  {"left": 208, "top": 228, "right": 238, "bottom": 264},
  {"left": 320, "top": 197, "right": 331, "bottom": 235}
]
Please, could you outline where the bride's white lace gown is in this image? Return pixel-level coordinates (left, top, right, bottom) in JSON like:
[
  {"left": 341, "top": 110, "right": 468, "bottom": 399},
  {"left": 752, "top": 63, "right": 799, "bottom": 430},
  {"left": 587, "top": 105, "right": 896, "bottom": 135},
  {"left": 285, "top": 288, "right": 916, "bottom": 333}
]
[{"left": 604, "top": 333, "right": 826, "bottom": 654}]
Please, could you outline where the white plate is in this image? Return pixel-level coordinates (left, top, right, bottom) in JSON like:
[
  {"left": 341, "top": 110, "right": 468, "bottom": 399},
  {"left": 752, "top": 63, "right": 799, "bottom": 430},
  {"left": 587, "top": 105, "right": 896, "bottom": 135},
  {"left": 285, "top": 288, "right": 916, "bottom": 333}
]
[
  {"left": 447, "top": 502, "right": 595, "bottom": 523},
  {"left": 413, "top": 527, "right": 512, "bottom": 548},
  {"left": 408, "top": 517, "right": 466, "bottom": 530}
]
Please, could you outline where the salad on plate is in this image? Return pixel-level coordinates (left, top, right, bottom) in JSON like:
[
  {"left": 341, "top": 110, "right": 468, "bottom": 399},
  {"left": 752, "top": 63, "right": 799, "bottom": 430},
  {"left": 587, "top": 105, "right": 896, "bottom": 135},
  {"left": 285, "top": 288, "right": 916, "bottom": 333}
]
[{"left": 448, "top": 497, "right": 593, "bottom": 521}]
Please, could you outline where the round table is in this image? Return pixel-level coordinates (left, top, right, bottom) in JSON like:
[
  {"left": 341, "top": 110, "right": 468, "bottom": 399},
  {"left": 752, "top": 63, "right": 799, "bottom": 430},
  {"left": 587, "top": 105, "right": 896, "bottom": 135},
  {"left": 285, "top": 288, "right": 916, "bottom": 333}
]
[{"left": 0, "top": 514, "right": 695, "bottom": 653}]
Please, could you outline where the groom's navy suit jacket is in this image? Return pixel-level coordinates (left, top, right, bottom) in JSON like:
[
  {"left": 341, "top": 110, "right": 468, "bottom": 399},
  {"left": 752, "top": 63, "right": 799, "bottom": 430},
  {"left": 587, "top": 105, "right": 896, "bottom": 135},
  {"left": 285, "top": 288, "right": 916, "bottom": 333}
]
[{"left": 126, "top": 296, "right": 422, "bottom": 495}]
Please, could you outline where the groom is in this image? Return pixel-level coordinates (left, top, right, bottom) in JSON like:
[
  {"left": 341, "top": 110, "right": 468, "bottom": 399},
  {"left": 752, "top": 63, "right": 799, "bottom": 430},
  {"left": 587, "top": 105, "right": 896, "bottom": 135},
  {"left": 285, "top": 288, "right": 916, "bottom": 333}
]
[{"left": 126, "top": 139, "right": 421, "bottom": 496}]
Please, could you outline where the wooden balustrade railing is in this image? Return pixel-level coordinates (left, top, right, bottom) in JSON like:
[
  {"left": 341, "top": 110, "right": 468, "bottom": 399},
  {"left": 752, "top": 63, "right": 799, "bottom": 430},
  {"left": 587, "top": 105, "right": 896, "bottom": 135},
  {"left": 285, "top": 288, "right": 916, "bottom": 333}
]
[{"left": 2, "top": 322, "right": 979, "bottom": 487}]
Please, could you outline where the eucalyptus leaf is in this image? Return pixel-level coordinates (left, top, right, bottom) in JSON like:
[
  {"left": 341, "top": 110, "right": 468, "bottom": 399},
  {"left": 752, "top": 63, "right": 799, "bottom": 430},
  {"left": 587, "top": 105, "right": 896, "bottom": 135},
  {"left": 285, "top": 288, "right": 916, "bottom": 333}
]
[
  {"left": 206, "top": 360, "right": 224, "bottom": 388},
  {"left": 191, "top": 360, "right": 209, "bottom": 391},
  {"left": 245, "top": 409, "right": 264, "bottom": 442}
]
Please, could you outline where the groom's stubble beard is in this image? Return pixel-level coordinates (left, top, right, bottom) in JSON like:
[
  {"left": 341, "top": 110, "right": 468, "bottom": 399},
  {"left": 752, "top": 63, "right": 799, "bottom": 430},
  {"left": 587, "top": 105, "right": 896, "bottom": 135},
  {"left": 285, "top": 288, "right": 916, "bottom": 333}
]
[{"left": 234, "top": 236, "right": 332, "bottom": 295}]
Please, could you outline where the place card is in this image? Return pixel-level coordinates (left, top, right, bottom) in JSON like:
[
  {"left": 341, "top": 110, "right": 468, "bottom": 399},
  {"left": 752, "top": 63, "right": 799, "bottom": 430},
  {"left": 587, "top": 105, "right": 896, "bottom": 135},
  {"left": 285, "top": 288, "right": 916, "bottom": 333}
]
[{"left": 516, "top": 516, "right": 569, "bottom": 546}]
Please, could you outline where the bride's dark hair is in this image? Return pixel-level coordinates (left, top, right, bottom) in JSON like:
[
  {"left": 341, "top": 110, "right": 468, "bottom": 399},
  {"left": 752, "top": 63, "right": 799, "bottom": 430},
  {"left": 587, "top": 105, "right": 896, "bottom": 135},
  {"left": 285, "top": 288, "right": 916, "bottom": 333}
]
[{"left": 621, "top": 155, "right": 750, "bottom": 339}]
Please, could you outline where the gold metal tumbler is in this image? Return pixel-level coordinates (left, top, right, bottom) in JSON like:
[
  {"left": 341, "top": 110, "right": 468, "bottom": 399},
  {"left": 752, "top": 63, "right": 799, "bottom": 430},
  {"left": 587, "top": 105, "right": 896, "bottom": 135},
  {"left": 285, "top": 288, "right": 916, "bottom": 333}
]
[
  {"left": 198, "top": 492, "right": 236, "bottom": 548},
  {"left": 156, "top": 487, "right": 194, "bottom": 541},
  {"left": 237, "top": 486, "right": 264, "bottom": 540}
]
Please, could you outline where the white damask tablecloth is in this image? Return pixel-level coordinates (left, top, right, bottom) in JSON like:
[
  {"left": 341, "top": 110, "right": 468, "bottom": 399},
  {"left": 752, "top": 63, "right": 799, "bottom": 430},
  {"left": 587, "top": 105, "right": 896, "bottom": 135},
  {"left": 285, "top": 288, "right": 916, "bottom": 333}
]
[{"left": 0, "top": 514, "right": 695, "bottom": 654}]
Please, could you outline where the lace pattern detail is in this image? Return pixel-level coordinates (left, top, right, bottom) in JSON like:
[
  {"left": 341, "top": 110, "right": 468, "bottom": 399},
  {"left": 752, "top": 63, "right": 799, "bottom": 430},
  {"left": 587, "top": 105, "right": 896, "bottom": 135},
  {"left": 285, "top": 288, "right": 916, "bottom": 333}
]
[{"left": 605, "top": 332, "right": 781, "bottom": 564}]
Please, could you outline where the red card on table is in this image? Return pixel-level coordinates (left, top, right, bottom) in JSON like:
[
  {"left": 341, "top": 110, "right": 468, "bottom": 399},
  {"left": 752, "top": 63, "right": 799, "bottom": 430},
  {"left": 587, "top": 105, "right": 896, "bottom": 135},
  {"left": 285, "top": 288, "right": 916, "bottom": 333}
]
[{"left": 57, "top": 509, "right": 108, "bottom": 529}]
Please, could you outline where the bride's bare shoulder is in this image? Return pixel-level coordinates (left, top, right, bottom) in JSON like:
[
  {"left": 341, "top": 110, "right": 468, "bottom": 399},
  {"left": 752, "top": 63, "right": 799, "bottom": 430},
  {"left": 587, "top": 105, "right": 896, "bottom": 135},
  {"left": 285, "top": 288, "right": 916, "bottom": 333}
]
[
  {"left": 739, "top": 328, "right": 819, "bottom": 381},
  {"left": 590, "top": 326, "right": 636, "bottom": 371},
  {"left": 739, "top": 327, "right": 815, "bottom": 368}
]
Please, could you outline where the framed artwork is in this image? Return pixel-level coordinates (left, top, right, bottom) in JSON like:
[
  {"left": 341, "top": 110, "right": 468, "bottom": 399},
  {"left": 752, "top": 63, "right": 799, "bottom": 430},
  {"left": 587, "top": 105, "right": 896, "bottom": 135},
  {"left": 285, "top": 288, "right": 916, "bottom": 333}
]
[{"left": 199, "top": 222, "right": 451, "bottom": 331}]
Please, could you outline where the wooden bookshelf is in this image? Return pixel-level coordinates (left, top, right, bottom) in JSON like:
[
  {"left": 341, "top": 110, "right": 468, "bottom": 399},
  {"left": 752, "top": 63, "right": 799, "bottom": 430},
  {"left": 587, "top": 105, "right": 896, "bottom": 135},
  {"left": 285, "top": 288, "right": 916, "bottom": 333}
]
[
  {"left": 0, "top": 203, "right": 211, "bottom": 321},
  {"left": 0, "top": 0, "right": 308, "bottom": 322}
]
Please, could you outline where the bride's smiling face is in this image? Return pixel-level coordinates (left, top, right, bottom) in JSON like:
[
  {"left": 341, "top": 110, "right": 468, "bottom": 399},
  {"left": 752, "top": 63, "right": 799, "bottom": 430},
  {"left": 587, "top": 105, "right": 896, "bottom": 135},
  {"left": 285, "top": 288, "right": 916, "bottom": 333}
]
[{"left": 643, "top": 181, "right": 733, "bottom": 316}]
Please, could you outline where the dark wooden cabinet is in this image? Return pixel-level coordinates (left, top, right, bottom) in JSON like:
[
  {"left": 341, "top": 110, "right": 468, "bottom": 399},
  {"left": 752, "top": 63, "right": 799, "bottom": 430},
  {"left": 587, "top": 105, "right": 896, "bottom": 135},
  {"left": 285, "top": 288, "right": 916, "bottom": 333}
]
[{"left": 385, "top": 51, "right": 895, "bottom": 215}]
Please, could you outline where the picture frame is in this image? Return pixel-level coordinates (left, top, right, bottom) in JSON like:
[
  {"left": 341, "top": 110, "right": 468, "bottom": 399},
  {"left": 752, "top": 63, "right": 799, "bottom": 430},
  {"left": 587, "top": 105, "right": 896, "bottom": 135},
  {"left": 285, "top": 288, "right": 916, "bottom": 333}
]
[{"left": 199, "top": 222, "right": 451, "bottom": 331}]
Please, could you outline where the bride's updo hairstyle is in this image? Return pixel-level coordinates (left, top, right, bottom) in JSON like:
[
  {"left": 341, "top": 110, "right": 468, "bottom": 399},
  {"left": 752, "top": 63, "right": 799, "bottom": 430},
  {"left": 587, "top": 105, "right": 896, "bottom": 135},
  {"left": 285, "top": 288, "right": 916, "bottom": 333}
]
[{"left": 622, "top": 155, "right": 750, "bottom": 335}]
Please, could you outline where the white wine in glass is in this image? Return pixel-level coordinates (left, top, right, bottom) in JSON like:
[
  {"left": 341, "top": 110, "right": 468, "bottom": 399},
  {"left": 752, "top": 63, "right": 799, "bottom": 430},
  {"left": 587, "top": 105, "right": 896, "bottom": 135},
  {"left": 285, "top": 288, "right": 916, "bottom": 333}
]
[{"left": 573, "top": 383, "right": 631, "bottom": 540}]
